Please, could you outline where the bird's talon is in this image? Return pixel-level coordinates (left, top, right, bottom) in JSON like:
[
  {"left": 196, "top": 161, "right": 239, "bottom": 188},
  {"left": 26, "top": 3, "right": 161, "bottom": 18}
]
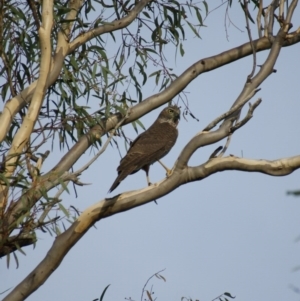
[{"left": 166, "top": 169, "right": 172, "bottom": 177}]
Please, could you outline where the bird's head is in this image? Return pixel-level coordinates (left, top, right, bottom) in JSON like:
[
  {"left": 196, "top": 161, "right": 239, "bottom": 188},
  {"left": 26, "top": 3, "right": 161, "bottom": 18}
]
[{"left": 159, "top": 105, "right": 181, "bottom": 125}]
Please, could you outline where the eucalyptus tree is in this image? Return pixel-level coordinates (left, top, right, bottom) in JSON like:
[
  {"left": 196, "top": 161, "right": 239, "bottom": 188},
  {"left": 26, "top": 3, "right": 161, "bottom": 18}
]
[{"left": 1, "top": 0, "right": 300, "bottom": 300}]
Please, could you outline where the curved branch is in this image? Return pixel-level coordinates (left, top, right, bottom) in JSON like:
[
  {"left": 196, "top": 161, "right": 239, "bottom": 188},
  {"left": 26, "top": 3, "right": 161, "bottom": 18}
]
[
  {"left": 191, "top": 155, "right": 300, "bottom": 179},
  {"left": 176, "top": 25, "right": 288, "bottom": 170},
  {"left": 4, "top": 152, "right": 300, "bottom": 301},
  {"left": 0, "top": 0, "right": 53, "bottom": 207},
  {"left": 0, "top": 0, "right": 152, "bottom": 144},
  {"left": 3, "top": 113, "right": 129, "bottom": 238},
  {"left": 3, "top": 9, "right": 298, "bottom": 252},
  {"left": 2, "top": 171, "right": 79, "bottom": 242},
  {"left": 230, "top": 99, "right": 262, "bottom": 133},
  {"left": 203, "top": 92, "right": 261, "bottom": 131},
  {"left": 68, "top": 0, "right": 153, "bottom": 53},
  {"left": 0, "top": 31, "right": 299, "bottom": 147},
  {"left": 49, "top": 30, "right": 300, "bottom": 175},
  {"left": 286, "top": 0, "right": 299, "bottom": 25}
]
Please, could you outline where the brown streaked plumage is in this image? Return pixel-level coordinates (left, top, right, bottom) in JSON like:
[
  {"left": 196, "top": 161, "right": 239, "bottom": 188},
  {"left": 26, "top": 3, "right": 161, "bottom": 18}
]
[{"left": 108, "top": 105, "right": 180, "bottom": 193}]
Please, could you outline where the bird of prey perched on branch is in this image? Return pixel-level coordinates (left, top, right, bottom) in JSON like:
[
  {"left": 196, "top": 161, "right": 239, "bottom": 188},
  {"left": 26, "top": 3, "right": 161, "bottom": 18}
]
[{"left": 108, "top": 105, "right": 180, "bottom": 193}]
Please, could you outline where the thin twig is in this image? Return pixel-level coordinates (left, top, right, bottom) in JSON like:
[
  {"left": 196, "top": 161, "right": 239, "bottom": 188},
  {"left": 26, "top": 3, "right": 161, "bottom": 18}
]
[
  {"left": 286, "top": 0, "right": 299, "bottom": 25},
  {"left": 267, "top": 0, "right": 280, "bottom": 41},
  {"left": 140, "top": 269, "right": 166, "bottom": 301},
  {"left": 27, "top": 0, "right": 40, "bottom": 30},
  {"left": 73, "top": 111, "right": 130, "bottom": 175},
  {"left": 264, "top": 5, "right": 270, "bottom": 37},
  {"left": 202, "top": 89, "right": 261, "bottom": 132},
  {"left": 218, "top": 134, "right": 232, "bottom": 158},
  {"left": 257, "top": 0, "right": 263, "bottom": 38},
  {"left": 279, "top": 0, "right": 285, "bottom": 19},
  {"left": 38, "top": 192, "right": 66, "bottom": 225},
  {"left": 230, "top": 99, "right": 262, "bottom": 133},
  {"left": 243, "top": 0, "right": 257, "bottom": 80}
]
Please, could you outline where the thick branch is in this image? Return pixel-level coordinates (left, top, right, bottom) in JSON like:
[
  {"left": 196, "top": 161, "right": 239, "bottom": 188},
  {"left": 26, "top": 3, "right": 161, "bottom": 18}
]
[
  {"left": 49, "top": 31, "right": 300, "bottom": 175},
  {"left": 3, "top": 114, "right": 129, "bottom": 234},
  {"left": 176, "top": 17, "right": 294, "bottom": 171},
  {"left": 0, "top": 233, "right": 37, "bottom": 258},
  {"left": 3, "top": 171, "right": 79, "bottom": 238},
  {"left": 4, "top": 154, "right": 300, "bottom": 301},
  {"left": 0, "top": 1, "right": 53, "bottom": 208},
  {"left": 0, "top": 31, "right": 299, "bottom": 147},
  {"left": 190, "top": 155, "right": 300, "bottom": 179}
]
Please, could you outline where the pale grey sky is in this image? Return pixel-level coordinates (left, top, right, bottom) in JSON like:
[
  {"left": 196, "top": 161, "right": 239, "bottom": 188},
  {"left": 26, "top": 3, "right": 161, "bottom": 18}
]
[{"left": 1, "top": 2, "right": 300, "bottom": 301}]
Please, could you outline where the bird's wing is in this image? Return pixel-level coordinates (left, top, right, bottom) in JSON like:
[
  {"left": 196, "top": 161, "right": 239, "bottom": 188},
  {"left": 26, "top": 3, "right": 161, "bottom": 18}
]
[
  {"left": 109, "top": 122, "right": 178, "bottom": 193},
  {"left": 118, "top": 121, "right": 178, "bottom": 172}
]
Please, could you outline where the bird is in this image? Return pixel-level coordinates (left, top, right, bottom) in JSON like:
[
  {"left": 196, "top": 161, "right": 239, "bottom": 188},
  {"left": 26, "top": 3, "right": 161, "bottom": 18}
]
[{"left": 108, "top": 105, "right": 180, "bottom": 193}]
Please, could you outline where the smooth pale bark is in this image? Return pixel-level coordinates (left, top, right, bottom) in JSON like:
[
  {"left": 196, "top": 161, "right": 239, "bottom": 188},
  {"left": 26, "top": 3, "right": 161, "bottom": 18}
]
[
  {"left": 0, "top": 0, "right": 53, "bottom": 208},
  {"left": 2, "top": 1, "right": 300, "bottom": 300},
  {"left": 3, "top": 153, "right": 300, "bottom": 301}
]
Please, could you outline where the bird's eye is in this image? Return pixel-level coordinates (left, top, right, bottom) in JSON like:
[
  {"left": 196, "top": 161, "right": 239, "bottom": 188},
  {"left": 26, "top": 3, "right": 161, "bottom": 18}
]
[{"left": 168, "top": 109, "right": 173, "bottom": 113}]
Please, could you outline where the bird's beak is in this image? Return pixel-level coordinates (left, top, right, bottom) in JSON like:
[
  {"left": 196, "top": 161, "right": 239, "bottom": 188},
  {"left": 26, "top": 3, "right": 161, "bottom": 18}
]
[{"left": 175, "top": 112, "right": 180, "bottom": 124}]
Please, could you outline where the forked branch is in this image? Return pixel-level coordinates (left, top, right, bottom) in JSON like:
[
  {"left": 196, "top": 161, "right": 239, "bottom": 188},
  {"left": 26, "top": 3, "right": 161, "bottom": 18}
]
[{"left": 4, "top": 151, "right": 300, "bottom": 301}]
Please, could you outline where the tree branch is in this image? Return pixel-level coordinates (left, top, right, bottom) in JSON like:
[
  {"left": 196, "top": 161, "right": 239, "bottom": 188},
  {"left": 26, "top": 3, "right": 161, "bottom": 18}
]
[
  {"left": 2, "top": 111, "right": 130, "bottom": 236},
  {"left": 0, "top": 233, "right": 37, "bottom": 258},
  {"left": 4, "top": 153, "right": 300, "bottom": 301},
  {"left": 73, "top": 111, "right": 130, "bottom": 176},
  {"left": 230, "top": 99, "right": 262, "bottom": 133},
  {"left": 243, "top": 0, "right": 257, "bottom": 79},
  {"left": 3, "top": 171, "right": 79, "bottom": 239},
  {"left": 191, "top": 155, "right": 300, "bottom": 179},
  {"left": 178, "top": 6, "right": 296, "bottom": 171},
  {"left": 0, "top": 0, "right": 152, "bottom": 145},
  {"left": 3, "top": 4, "right": 298, "bottom": 252},
  {"left": 0, "top": 30, "right": 299, "bottom": 147},
  {"left": 0, "top": 0, "right": 53, "bottom": 208},
  {"left": 26, "top": 0, "right": 40, "bottom": 30},
  {"left": 68, "top": 0, "right": 153, "bottom": 53},
  {"left": 203, "top": 91, "right": 261, "bottom": 131},
  {"left": 49, "top": 28, "right": 300, "bottom": 176}
]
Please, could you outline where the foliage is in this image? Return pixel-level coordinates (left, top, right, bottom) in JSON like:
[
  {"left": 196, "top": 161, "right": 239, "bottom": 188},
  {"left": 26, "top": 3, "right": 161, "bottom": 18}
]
[
  {"left": 0, "top": 0, "right": 208, "bottom": 260},
  {"left": 0, "top": 0, "right": 300, "bottom": 300}
]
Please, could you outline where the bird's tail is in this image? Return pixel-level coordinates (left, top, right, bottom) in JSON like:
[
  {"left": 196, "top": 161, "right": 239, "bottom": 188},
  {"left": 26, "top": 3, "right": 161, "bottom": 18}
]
[{"left": 108, "top": 172, "right": 126, "bottom": 193}]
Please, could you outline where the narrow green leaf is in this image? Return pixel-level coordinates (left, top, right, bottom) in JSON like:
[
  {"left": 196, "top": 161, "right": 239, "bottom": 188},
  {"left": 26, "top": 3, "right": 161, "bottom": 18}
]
[
  {"left": 58, "top": 178, "right": 70, "bottom": 194},
  {"left": 131, "top": 121, "right": 138, "bottom": 134},
  {"left": 15, "top": 243, "right": 26, "bottom": 256},
  {"left": 224, "top": 292, "right": 236, "bottom": 299},
  {"left": 135, "top": 118, "right": 146, "bottom": 131},
  {"left": 58, "top": 203, "right": 70, "bottom": 218},
  {"left": 203, "top": 1, "right": 209, "bottom": 15},
  {"left": 142, "top": 11, "right": 151, "bottom": 18},
  {"left": 195, "top": 7, "right": 203, "bottom": 26},
  {"left": 101, "top": 65, "right": 108, "bottom": 85},
  {"left": 92, "top": 63, "right": 97, "bottom": 80},
  {"left": 155, "top": 70, "right": 161, "bottom": 85},
  {"left": 180, "top": 42, "right": 185, "bottom": 57},
  {"left": 186, "top": 20, "right": 200, "bottom": 38},
  {"left": 136, "top": 61, "right": 147, "bottom": 85},
  {"left": 99, "top": 284, "right": 110, "bottom": 301}
]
